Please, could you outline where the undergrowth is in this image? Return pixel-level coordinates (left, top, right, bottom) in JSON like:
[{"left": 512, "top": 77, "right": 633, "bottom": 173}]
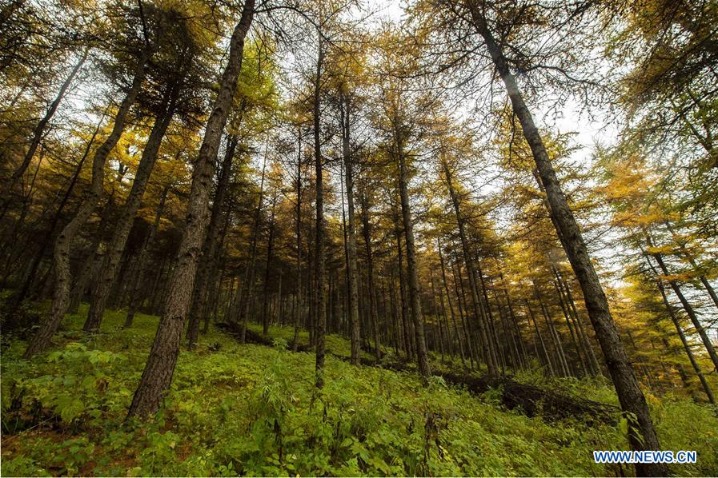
[{"left": 1, "top": 305, "right": 716, "bottom": 476}]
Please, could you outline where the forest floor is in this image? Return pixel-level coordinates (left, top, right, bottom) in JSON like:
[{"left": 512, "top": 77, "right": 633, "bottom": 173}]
[{"left": 1, "top": 305, "right": 717, "bottom": 476}]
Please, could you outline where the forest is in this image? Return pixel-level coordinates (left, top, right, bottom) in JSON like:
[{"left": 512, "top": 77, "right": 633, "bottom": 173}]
[{"left": 1, "top": 0, "right": 717, "bottom": 476}]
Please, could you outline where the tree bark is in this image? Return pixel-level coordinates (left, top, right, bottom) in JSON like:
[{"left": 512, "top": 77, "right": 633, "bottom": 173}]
[
  {"left": 187, "top": 135, "right": 238, "bottom": 347},
  {"left": 127, "top": 1, "right": 255, "bottom": 419}
]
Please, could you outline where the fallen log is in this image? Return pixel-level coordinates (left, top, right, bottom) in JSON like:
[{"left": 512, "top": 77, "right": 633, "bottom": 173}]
[{"left": 438, "top": 371, "right": 620, "bottom": 425}]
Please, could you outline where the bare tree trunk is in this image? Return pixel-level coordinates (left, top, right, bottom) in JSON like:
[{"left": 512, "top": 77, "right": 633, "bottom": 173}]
[
  {"left": 466, "top": 5, "right": 666, "bottom": 471},
  {"left": 127, "top": 1, "right": 255, "bottom": 418},
  {"left": 438, "top": 241, "right": 466, "bottom": 368},
  {"left": 526, "top": 299, "right": 555, "bottom": 376},
  {"left": 292, "top": 127, "right": 303, "bottom": 351},
  {"left": 360, "top": 191, "right": 381, "bottom": 360},
  {"left": 239, "top": 150, "right": 267, "bottom": 342},
  {"left": 261, "top": 195, "right": 277, "bottom": 335},
  {"left": 6, "top": 111, "right": 106, "bottom": 314},
  {"left": 440, "top": 158, "right": 498, "bottom": 374},
  {"left": 24, "top": 49, "right": 150, "bottom": 358},
  {"left": 664, "top": 221, "right": 718, "bottom": 310}
]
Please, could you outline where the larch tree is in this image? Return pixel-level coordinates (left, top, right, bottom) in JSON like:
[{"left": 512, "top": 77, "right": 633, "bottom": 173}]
[
  {"left": 409, "top": 1, "right": 668, "bottom": 472},
  {"left": 127, "top": 0, "right": 256, "bottom": 418}
]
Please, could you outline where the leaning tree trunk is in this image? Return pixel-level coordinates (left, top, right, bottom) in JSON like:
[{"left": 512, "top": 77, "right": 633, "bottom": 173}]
[
  {"left": 127, "top": 0, "right": 255, "bottom": 419},
  {"left": 7, "top": 110, "right": 106, "bottom": 314},
  {"left": 84, "top": 83, "right": 179, "bottom": 333},
  {"left": 2, "top": 48, "right": 89, "bottom": 218},
  {"left": 644, "top": 241, "right": 718, "bottom": 373},
  {"left": 125, "top": 185, "right": 170, "bottom": 328},
  {"left": 466, "top": 4, "right": 666, "bottom": 474},
  {"left": 655, "top": 278, "right": 715, "bottom": 405},
  {"left": 24, "top": 49, "right": 150, "bottom": 359}
]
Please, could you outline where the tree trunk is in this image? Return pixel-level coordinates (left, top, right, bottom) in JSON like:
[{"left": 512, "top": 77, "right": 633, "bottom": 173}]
[
  {"left": 239, "top": 150, "right": 267, "bottom": 342},
  {"left": 440, "top": 158, "right": 498, "bottom": 374},
  {"left": 313, "top": 36, "right": 328, "bottom": 390},
  {"left": 261, "top": 195, "right": 277, "bottom": 335},
  {"left": 342, "top": 93, "right": 361, "bottom": 366},
  {"left": 396, "top": 139, "right": 431, "bottom": 380},
  {"left": 24, "top": 48, "right": 150, "bottom": 358},
  {"left": 7, "top": 111, "right": 106, "bottom": 313},
  {"left": 645, "top": 244, "right": 718, "bottom": 373},
  {"left": 466, "top": 5, "right": 666, "bottom": 472},
  {"left": 360, "top": 191, "right": 381, "bottom": 360},
  {"left": 3, "top": 48, "right": 88, "bottom": 212},
  {"left": 127, "top": 1, "right": 255, "bottom": 418},
  {"left": 126, "top": 186, "right": 170, "bottom": 328},
  {"left": 655, "top": 278, "right": 715, "bottom": 404},
  {"left": 85, "top": 84, "right": 179, "bottom": 333},
  {"left": 188, "top": 134, "right": 238, "bottom": 347}
]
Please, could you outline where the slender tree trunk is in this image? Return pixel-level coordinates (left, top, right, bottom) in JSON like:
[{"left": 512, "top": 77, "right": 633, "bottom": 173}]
[
  {"left": 438, "top": 241, "right": 466, "bottom": 368},
  {"left": 360, "top": 191, "right": 381, "bottom": 360},
  {"left": 526, "top": 299, "right": 555, "bottom": 376},
  {"left": 342, "top": 94, "right": 361, "bottom": 366},
  {"left": 396, "top": 146, "right": 431, "bottom": 380},
  {"left": 664, "top": 221, "right": 718, "bottom": 310},
  {"left": 126, "top": 186, "right": 169, "bottom": 328},
  {"left": 293, "top": 127, "right": 303, "bottom": 351},
  {"left": 85, "top": 85, "right": 179, "bottom": 333},
  {"left": 645, "top": 242, "right": 718, "bottom": 373},
  {"left": 188, "top": 135, "right": 238, "bottom": 347},
  {"left": 239, "top": 150, "right": 267, "bottom": 342},
  {"left": 261, "top": 195, "right": 277, "bottom": 335},
  {"left": 313, "top": 36, "right": 328, "bottom": 390},
  {"left": 24, "top": 49, "right": 150, "bottom": 358},
  {"left": 3, "top": 48, "right": 88, "bottom": 213},
  {"left": 441, "top": 158, "right": 498, "bottom": 374},
  {"left": 393, "top": 209, "right": 411, "bottom": 360},
  {"left": 555, "top": 268, "right": 602, "bottom": 376},
  {"left": 127, "top": 2, "right": 255, "bottom": 418},
  {"left": 7, "top": 111, "right": 106, "bottom": 313},
  {"left": 655, "top": 278, "right": 715, "bottom": 404},
  {"left": 466, "top": 5, "right": 666, "bottom": 471}
]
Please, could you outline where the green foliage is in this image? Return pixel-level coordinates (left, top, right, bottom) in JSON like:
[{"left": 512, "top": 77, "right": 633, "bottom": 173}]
[{"left": 2, "top": 305, "right": 717, "bottom": 476}]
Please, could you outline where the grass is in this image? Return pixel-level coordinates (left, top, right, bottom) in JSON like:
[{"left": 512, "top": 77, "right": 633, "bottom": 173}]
[{"left": 1, "top": 305, "right": 717, "bottom": 476}]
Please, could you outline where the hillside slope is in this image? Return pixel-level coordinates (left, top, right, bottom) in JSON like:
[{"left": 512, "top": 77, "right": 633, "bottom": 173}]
[{"left": 2, "top": 306, "right": 717, "bottom": 476}]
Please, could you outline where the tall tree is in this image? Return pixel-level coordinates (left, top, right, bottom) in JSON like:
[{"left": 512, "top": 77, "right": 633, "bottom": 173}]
[{"left": 128, "top": 0, "right": 256, "bottom": 418}]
